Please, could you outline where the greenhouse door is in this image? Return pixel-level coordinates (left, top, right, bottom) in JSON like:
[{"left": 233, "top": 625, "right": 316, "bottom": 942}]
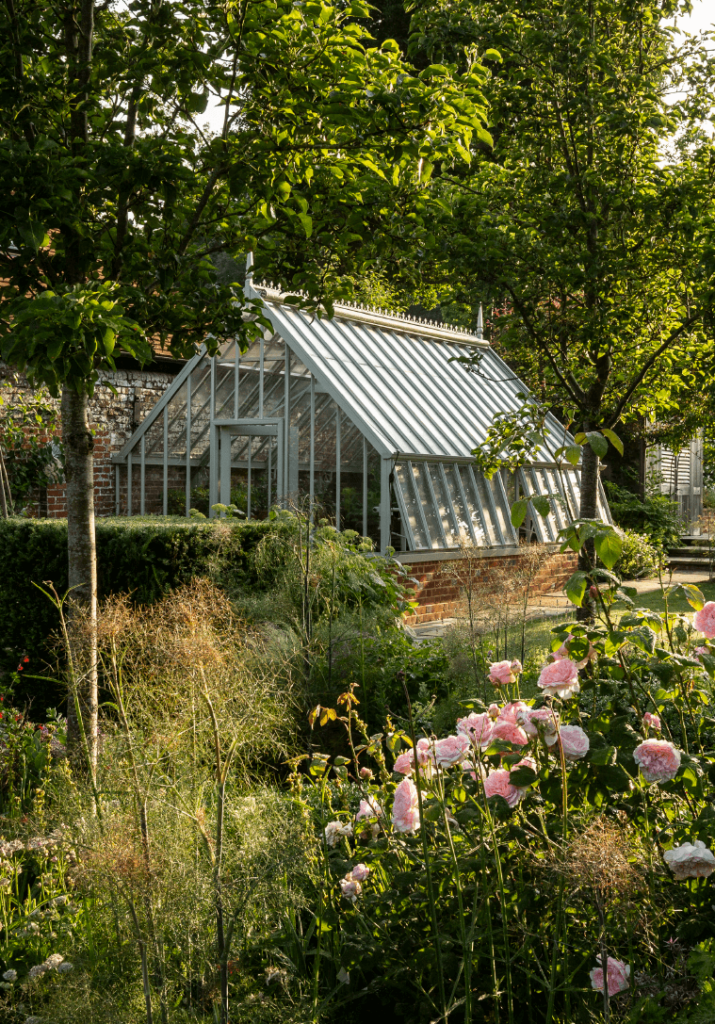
[{"left": 215, "top": 418, "right": 284, "bottom": 518}]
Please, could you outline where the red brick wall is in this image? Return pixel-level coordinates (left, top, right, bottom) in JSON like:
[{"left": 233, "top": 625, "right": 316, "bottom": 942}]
[
  {"left": 402, "top": 549, "right": 579, "bottom": 625},
  {"left": 3, "top": 366, "right": 180, "bottom": 518}
]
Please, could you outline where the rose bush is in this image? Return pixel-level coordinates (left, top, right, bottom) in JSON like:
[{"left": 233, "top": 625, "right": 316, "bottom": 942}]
[{"left": 296, "top": 565, "right": 715, "bottom": 1024}]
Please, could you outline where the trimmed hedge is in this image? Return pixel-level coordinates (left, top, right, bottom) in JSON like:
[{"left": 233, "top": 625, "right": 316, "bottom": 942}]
[{"left": 0, "top": 516, "right": 272, "bottom": 704}]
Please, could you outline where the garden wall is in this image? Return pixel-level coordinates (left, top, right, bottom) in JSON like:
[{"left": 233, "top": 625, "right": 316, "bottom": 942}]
[
  {"left": 399, "top": 547, "right": 578, "bottom": 625},
  {"left": 1, "top": 362, "right": 181, "bottom": 516}
]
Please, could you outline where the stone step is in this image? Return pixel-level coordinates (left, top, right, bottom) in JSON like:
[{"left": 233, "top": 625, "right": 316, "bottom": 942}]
[
  {"left": 669, "top": 547, "right": 712, "bottom": 558},
  {"left": 667, "top": 557, "right": 712, "bottom": 571}
]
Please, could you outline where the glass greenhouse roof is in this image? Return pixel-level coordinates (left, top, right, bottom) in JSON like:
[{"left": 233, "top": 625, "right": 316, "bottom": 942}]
[{"left": 113, "top": 285, "right": 610, "bottom": 552}]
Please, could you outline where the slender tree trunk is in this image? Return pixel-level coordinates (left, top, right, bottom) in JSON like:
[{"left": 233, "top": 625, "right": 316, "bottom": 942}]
[
  {"left": 577, "top": 436, "right": 601, "bottom": 621},
  {"left": 61, "top": 386, "right": 98, "bottom": 769}
]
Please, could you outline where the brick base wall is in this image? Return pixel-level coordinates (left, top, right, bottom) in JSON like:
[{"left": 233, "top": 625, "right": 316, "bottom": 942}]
[{"left": 402, "top": 549, "right": 579, "bottom": 625}]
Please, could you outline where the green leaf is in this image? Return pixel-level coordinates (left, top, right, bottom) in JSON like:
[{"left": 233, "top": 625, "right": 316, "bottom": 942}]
[
  {"left": 588, "top": 745, "right": 617, "bottom": 766},
  {"left": 563, "top": 444, "right": 582, "bottom": 466},
  {"left": 20, "top": 220, "right": 50, "bottom": 251},
  {"left": 681, "top": 584, "right": 705, "bottom": 611},
  {"left": 297, "top": 212, "right": 312, "bottom": 238},
  {"left": 531, "top": 495, "right": 551, "bottom": 517},
  {"left": 509, "top": 766, "right": 537, "bottom": 786},
  {"left": 510, "top": 498, "right": 528, "bottom": 528},
  {"left": 565, "top": 571, "right": 588, "bottom": 607},
  {"left": 585, "top": 431, "right": 608, "bottom": 459},
  {"left": 601, "top": 428, "right": 624, "bottom": 456},
  {"left": 595, "top": 529, "right": 622, "bottom": 569}
]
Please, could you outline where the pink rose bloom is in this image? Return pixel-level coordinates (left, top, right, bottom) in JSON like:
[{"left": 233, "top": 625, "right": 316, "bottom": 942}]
[
  {"left": 483, "top": 767, "right": 527, "bottom": 808},
  {"left": 695, "top": 646, "right": 709, "bottom": 656},
  {"left": 393, "top": 751, "right": 413, "bottom": 775},
  {"left": 537, "top": 657, "right": 580, "bottom": 699},
  {"left": 491, "top": 720, "right": 528, "bottom": 747},
  {"left": 499, "top": 701, "right": 530, "bottom": 725},
  {"left": 340, "top": 877, "right": 362, "bottom": 901},
  {"left": 393, "top": 738, "right": 434, "bottom": 776},
  {"left": 589, "top": 957, "right": 630, "bottom": 996},
  {"left": 694, "top": 601, "right": 715, "bottom": 638},
  {"left": 488, "top": 703, "right": 500, "bottom": 719},
  {"left": 355, "top": 796, "right": 383, "bottom": 820},
  {"left": 488, "top": 659, "right": 522, "bottom": 686},
  {"left": 633, "top": 739, "right": 681, "bottom": 783},
  {"left": 392, "top": 777, "right": 421, "bottom": 833},
  {"left": 456, "top": 712, "right": 494, "bottom": 750},
  {"left": 518, "top": 706, "right": 559, "bottom": 745},
  {"left": 559, "top": 724, "right": 590, "bottom": 760},
  {"left": 359, "top": 767, "right": 373, "bottom": 779},
  {"left": 664, "top": 840, "right": 715, "bottom": 880},
  {"left": 349, "top": 863, "right": 370, "bottom": 882},
  {"left": 434, "top": 734, "right": 471, "bottom": 767},
  {"left": 642, "top": 712, "right": 661, "bottom": 732}
]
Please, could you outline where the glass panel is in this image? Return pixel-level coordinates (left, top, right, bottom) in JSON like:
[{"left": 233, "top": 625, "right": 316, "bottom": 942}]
[
  {"left": 445, "top": 464, "right": 478, "bottom": 546},
  {"left": 475, "top": 470, "right": 500, "bottom": 544},
  {"left": 458, "top": 465, "right": 491, "bottom": 545},
  {"left": 412, "top": 463, "right": 442, "bottom": 548},
  {"left": 429, "top": 464, "right": 459, "bottom": 546},
  {"left": 544, "top": 468, "right": 567, "bottom": 529},
  {"left": 531, "top": 468, "right": 557, "bottom": 541},
  {"left": 567, "top": 469, "right": 581, "bottom": 517},
  {"left": 488, "top": 474, "right": 512, "bottom": 543}
]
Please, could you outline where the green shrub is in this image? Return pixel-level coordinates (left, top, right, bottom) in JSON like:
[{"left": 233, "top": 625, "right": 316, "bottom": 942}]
[
  {"left": 604, "top": 480, "right": 684, "bottom": 547},
  {"left": 0, "top": 516, "right": 272, "bottom": 707},
  {"left": 613, "top": 528, "right": 662, "bottom": 579}
]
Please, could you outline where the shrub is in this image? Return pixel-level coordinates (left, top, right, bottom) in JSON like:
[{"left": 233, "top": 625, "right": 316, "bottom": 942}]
[
  {"left": 604, "top": 480, "right": 684, "bottom": 546},
  {"left": 613, "top": 528, "right": 662, "bottom": 579},
  {"left": 0, "top": 516, "right": 272, "bottom": 707}
]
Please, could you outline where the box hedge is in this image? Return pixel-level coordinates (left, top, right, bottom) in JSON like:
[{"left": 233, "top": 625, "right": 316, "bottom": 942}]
[{"left": 0, "top": 516, "right": 272, "bottom": 705}]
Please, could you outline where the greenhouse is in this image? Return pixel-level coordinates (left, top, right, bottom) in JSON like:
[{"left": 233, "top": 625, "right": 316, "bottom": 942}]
[{"left": 113, "top": 280, "right": 610, "bottom": 554}]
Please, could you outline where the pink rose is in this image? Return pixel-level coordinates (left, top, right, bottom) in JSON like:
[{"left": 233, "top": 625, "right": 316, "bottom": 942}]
[
  {"left": 537, "top": 657, "right": 580, "bottom": 699},
  {"left": 456, "top": 712, "right": 494, "bottom": 749},
  {"left": 499, "top": 701, "right": 530, "bottom": 725},
  {"left": 642, "top": 712, "right": 661, "bottom": 732},
  {"left": 392, "top": 777, "right": 421, "bottom": 833},
  {"left": 491, "top": 720, "right": 528, "bottom": 747},
  {"left": 483, "top": 767, "right": 527, "bottom": 808},
  {"left": 340, "top": 877, "right": 362, "bottom": 901},
  {"left": 434, "top": 734, "right": 471, "bottom": 767},
  {"left": 518, "top": 706, "right": 559, "bottom": 745},
  {"left": 359, "top": 767, "right": 373, "bottom": 779},
  {"left": 633, "top": 739, "right": 681, "bottom": 783},
  {"left": 664, "top": 840, "right": 715, "bottom": 880},
  {"left": 695, "top": 646, "right": 709, "bottom": 657},
  {"left": 392, "top": 738, "right": 434, "bottom": 776},
  {"left": 488, "top": 660, "right": 522, "bottom": 686},
  {"left": 559, "top": 724, "right": 590, "bottom": 760},
  {"left": 589, "top": 957, "right": 630, "bottom": 996},
  {"left": 355, "top": 796, "right": 383, "bottom": 820},
  {"left": 694, "top": 602, "right": 715, "bottom": 638},
  {"left": 349, "top": 863, "right": 370, "bottom": 882},
  {"left": 488, "top": 703, "right": 500, "bottom": 719}
]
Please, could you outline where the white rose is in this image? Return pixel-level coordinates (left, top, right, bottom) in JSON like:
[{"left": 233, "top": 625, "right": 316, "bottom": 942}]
[
  {"left": 559, "top": 725, "right": 590, "bottom": 760},
  {"left": 664, "top": 840, "right": 715, "bottom": 880}
]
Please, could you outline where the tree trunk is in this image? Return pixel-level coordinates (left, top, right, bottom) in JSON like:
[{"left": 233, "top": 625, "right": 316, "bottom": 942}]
[
  {"left": 577, "top": 438, "right": 601, "bottom": 621},
  {"left": 61, "top": 387, "right": 98, "bottom": 770}
]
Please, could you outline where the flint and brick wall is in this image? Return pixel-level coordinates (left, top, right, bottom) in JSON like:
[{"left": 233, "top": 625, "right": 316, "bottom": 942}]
[
  {"left": 401, "top": 549, "right": 579, "bottom": 625},
  {"left": 1, "top": 364, "right": 180, "bottom": 518}
]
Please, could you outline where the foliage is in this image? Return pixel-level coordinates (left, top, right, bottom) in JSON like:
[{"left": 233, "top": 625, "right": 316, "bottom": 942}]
[
  {"left": 605, "top": 481, "right": 685, "bottom": 548},
  {"left": 0, "top": 0, "right": 491, "bottom": 394},
  {"left": 612, "top": 529, "right": 663, "bottom": 581},
  {"left": 0, "top": 582, "right": 316, "bottom": 1023},
  {"left": 0, "top": 379, "right": 63, "bottom": 512},
  {"left": 0, "top": 517, "right": 269, "bottom": 704},
  {"left": 295, "top": 561, "right": 715, "bottom": 1023}
]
